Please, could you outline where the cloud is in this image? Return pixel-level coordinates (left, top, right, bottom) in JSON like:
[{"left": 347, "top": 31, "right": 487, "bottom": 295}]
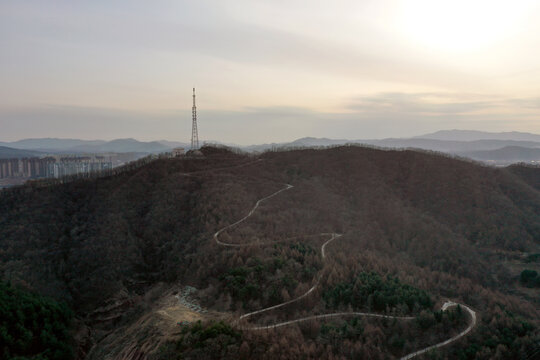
[
  {"left": 242, "top": 106, "right": 318, "bottom": 117},
  {"left": 0, "top": 1, "right": 482, "bottom": 91},
  {"left": 506, "top": 97, "right": 540, "bottom": 109},
  {"left": 345, "top": 92, "right": 502, "bottom": 115}
]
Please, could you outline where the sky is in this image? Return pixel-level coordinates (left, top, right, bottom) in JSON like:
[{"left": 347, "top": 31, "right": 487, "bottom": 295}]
[{"left": 1, "top": 0, "right": 540, "bottom": 144}]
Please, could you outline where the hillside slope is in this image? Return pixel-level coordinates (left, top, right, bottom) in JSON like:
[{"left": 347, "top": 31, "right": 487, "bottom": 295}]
[
  {"left": 0, "top": 145, "right": 42, "bottom": 158},
  {"left": 0, "top": 146, "right": 538, "bottom": 359},
  {"left": 508, "top": 164, "right": 540, "bottom": 191}
]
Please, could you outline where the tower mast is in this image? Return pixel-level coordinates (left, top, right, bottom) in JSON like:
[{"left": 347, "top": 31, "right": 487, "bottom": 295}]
[{"left": 191, "top": 88, "right": 199, "bottom": 149}]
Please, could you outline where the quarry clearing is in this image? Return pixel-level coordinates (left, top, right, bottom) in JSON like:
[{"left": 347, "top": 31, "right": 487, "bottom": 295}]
[{"left": 86, "top": 284, "right": 217, "bottom": 360}]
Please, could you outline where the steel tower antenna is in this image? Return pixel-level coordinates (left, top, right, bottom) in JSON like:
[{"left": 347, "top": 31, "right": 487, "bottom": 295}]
[{"left": 191, "top": 87, "right": 199, "bottom": 149}]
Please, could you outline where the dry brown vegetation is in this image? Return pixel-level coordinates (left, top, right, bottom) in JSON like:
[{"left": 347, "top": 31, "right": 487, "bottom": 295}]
[{"left": 0, "top": 145, "right": 539, "bottom": 359}]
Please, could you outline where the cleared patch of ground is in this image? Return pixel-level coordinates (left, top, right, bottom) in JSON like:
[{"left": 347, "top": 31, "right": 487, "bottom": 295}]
[{"left": 86, "top": 283, "right": 226, "bottom": 360}]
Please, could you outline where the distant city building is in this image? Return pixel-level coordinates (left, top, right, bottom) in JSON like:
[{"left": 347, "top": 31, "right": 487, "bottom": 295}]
[
  {"left": 49, "top": 156, "right": 113, "bottom": 178},
  {"left": 0, "top": 159, "right": 18, "bottom": 178},
  {"left": 172, "top": 147, "right": 185, "bottom": 157},
  {"left": 0, "top": 157, "right": 55, "bottom": 179},
  {"left": 187, "top": 149, "right": 204, "bottom": 157},
  {"left": 0, "top": 155, "right": 112, "bottom": 180}
]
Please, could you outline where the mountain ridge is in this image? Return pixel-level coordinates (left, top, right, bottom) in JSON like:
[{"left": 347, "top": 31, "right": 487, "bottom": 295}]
[
  {"left": 2, "top": 130, "right": 540, "bottom": 163},
  {"left": 414, "top": 129, "right": 540, "bottom": 142},
  {"left": 459, "top": 146, "right": 540, "bottom": 162},
  {"left": 0, "top": 146, "right": 43, "bottom": 159},
  {"left": 0, "top": 138, "right": 189, "bottom": 154}
]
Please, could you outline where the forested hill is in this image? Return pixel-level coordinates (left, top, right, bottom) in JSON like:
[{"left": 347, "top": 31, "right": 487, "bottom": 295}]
[
  {"left": 0, "top": 145, "right": 539, "bottom": 359},
  {"left": 0, "top": 145, "right": 42, "bottom": 158},
  {"left": 508, "top": 163, "right": 540, "bottom": 192}
]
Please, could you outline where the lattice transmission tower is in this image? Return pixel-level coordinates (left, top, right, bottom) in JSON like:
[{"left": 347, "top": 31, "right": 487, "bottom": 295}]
[{"left": 191, "top": 87, "right": 199, "bottom": 149}]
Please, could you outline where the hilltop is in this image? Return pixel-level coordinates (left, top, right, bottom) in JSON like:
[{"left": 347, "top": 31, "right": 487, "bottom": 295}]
[{"left": 0, "top": 145, "right": 538, "bottom": 359}]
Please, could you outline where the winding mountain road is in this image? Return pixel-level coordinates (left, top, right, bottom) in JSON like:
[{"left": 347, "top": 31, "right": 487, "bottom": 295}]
[
  {"left": 237, "top": 233, "right": 340, "bottom": 322},
  {"left": 401, "top": 301, "right": 477, "bottom": 360},
  {"left": 213, "top": 182, "right": 477, "bottom": 359},
  {"left": 214, "top": 184, "right": 293, "bottom": 247}
]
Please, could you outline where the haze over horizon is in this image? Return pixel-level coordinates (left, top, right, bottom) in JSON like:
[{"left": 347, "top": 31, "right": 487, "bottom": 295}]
[{"left": 2, "top": 0, "right": 540, "bottom": 144}]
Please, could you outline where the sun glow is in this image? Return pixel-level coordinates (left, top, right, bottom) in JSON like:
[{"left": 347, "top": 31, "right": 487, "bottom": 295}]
[{"left": 398, "top": 0, "right": 533, "bottom": 52}]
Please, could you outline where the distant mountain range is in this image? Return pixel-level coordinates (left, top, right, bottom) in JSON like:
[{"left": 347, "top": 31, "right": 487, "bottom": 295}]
[
  {"left": 244, "top": 137, "right": 540, "bottom": 153},
  {"left": 0, "top": 138, "right": 189, "bottom": 154},
  {"left": 244, "top": 133, "right": 540, "bottom": 152},
  {"left": 414, "top": 129, "right": 540, "bottom": 142},
  {"left": 0, "top": 138, "right": 107, "bottom": 151},
  {"left": 459, "top": 146, "right": 540, "bottom": 162},
  {"left": 0, "top": 146, "right": 43, "bottom": 159},
  {"left": 67, "top": 139, "right": 172, "bottom": 153},
  {"left": 242, "top": 131, "right": 540, "bottom": 165},
  {"left": 1, "top": 130, "right": 539, "bottom": 164}
]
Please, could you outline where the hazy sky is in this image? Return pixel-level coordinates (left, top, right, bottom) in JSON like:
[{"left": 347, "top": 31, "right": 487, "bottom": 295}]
[{"left": 2, "top": 0, "right": 540, "bottom": 144}]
